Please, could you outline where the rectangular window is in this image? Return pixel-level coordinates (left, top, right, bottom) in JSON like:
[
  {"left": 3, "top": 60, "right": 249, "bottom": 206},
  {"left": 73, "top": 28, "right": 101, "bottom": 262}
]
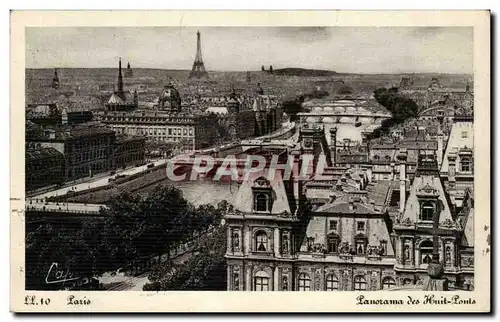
[
  {"left": 356, "top": 240, "right": 366, "bottom": 255},
  {"left": 254, "top": 277, "right": 269, "bottom": 291},
  {"left": 327, "top": 238, "right": 339, "bottom": 253},
  {"left": 380, "top": 241, "right": 388, "bottom": 256},
  {"left": 329, "top": 220, "right": 338, "bottom": 231},
  {"left": 298, "top": 274, "right": 311, "bottom": 291},
  {"left": 460, "top": 157, "right": 473, "bottom": 172},
  {"left": 461, "top": 131, "right": 468, "bottom": 138},
  {"left": 357, "top": 221, "right": 365, "bottom": 232}
]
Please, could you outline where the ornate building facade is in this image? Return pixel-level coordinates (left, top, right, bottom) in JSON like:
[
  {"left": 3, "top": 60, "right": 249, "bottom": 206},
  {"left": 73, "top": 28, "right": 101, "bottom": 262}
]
[
  {"left": 205, "top": 87, "right": 283, "bottom": 142},
  {"left": 225, "top": 125, "right": 475, "bottom": 291},
  {"left": 440, "top": 106, "right": 474, "bottom": 208},
  {"left": 96, "top": 110, "right": 217, "bottom": 152},
  {"left": 392, "top": 150, "right": 473, "bottom": 290}
]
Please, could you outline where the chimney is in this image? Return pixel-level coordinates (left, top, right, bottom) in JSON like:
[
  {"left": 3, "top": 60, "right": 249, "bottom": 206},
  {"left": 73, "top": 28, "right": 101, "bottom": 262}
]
[
  {"left": 328, "top": 193, "right": 337, "bottom": 204},
  {"left": 61, "top": 108, "right": 68, "bottom": 125},
  {"left": 437, "top": 131, "right": 444, "bottom": 168},
  {"left": 361, "top": 131, "right": 369, "bottom": 145},
  {"left": 447, "top": 151, "right": 457, "bottom": 189},
  {"left": 329, "top": 127, "right": 337, "bottom": 147},
  {"left": 390, "top": 162, "right": 395, "bottom": 180},
  {"left": 329, "top": 127, "right": 337, "bottom": 166},
  {"left": 397, "top": 148, "right": 408, "bottom": 214},
  {"left": 349, "top": 200, "right": 355, "bottom": 211}
]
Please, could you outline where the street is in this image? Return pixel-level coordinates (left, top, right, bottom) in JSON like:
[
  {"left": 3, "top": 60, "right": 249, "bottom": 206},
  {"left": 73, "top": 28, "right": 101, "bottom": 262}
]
[{"left": 28, "top": 158, "right": 170, "bottom": 200}]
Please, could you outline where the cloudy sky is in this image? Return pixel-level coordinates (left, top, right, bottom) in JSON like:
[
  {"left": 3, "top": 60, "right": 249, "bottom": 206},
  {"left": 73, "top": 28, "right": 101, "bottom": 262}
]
[{"left": 26, "top": 27, "right": 473, "bottom": 74}]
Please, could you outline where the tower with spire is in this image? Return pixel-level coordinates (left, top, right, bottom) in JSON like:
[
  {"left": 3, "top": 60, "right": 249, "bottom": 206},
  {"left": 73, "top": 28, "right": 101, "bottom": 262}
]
[
  {"left": 125, "top": 61, "right": 133, "bottom": 77},
  {"left": 189, "top": 31, "right": 209, "bottom": 79},
  {"left": 105, "top": 57, "right": 138, "bottom": 111},
  {"left": 117, "top": 58, "right": 125, "bottom": 100},
  {"left": 51, "top": 68, "right": 60, "bottom": 89}
]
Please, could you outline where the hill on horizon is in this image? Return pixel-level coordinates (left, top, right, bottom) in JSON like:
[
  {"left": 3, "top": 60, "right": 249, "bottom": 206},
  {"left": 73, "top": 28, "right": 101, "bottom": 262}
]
[{"left": 271, "top": 68, "right": 337, "bottom": 77}]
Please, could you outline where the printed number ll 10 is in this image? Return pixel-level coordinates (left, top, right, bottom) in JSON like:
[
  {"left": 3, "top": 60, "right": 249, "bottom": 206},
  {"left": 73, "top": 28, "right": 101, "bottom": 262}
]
[{"left": 24, "top": 295, "right": 51, "bottom": 306}]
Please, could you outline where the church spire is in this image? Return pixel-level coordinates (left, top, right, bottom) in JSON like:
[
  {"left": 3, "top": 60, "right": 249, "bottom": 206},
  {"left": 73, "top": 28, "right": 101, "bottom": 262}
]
[
  {"left": 117, "top": 58, "right": 124, "bottom": 97},
  {"left": 52, "top": 68, "right": 60, "bottom": 89}
]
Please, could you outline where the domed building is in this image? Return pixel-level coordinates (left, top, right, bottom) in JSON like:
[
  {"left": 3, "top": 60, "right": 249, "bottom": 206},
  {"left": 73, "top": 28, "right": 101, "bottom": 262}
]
[{"left": 155, "top": 79, "right": 182, "bottom": 113}]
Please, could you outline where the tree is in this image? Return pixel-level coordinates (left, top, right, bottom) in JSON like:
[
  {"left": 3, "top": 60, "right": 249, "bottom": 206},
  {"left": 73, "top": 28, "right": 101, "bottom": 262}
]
[
  {"left": 261, "top": 65, "right": 265, "bottom": 72},
  {"left": 144, "top": 225, "right": 226, "bottom": 291},
  {"left": 368, "top": 87, "right": 419, "bottom": 139},
  {"left": 269, "top": 65, "right": 273, "bottom": 74},
  {"left": 143, "top": 201, "right": 231, "bottom": 291},
  {"left": 100, "top": 185, "right": 193, "bottom": 270},
  {"left": 26, "top": 185, "right": 226, "bottom": 290},
  {"left": 25, "top": 219, "right": 106, "bottom": 290},
  {"left": 281, "top": 99, "right": 303, "bottom": 121}
]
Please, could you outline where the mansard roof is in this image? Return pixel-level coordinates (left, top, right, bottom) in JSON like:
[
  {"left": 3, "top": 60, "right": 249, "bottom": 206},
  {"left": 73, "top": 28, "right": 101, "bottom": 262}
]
[
  {"left": 315, "top": 200, "right": 380, "bottom": 215},
  {"left": 440, "top": 118, "right": 474, "bottom": 174},
  {"left": 398, "top": 174, "right": 455, "bottom": 227},
  {"left": 461, "top": 207, "right": 474, "bottom": 247}
]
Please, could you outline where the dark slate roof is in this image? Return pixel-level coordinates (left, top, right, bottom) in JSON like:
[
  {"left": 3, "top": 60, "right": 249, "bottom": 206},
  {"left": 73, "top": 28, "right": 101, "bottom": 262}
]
[
  {"left": 26, "top": 147, "right": 64, "bottom": 160},
  {"left": 315, "top": 201, "right": 379, "bottom": 215},
  {"left": 366, "top": 180, "right": 392, "bottom": 207}
]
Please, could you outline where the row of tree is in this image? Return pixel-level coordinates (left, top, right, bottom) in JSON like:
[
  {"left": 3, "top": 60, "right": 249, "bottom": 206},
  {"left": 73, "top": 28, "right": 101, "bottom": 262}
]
[
  {"left": 261, "top": 65, "right": 274, "bottom": 74},
  {"left": 143, "top": 224, "right": 227, "bottom": 291},
  {"left": 25, "top": 185, "right": 227, "bottom": 290},
  {"left": 367, "top": 87, "right": 419, "bottom": 140}
]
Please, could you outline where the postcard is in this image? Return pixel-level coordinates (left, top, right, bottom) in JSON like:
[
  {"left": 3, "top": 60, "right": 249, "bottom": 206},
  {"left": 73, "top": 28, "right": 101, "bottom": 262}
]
[{"left": 10, "top": 10, "right": 490, "bottom": 312}]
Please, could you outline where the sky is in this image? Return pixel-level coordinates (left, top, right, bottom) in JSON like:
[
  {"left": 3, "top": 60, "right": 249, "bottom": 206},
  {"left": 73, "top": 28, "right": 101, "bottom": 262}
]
[{"left": 26, "top": 27, "right": 473, "bottom": 74}]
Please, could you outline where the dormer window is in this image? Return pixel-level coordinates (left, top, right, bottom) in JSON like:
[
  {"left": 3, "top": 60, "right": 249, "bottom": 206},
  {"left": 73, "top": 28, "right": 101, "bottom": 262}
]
[
  {"left": 252, "top": 177, "right": 274, "bottom": 213},
  {"left": 420, "top": 201, "right": 435, "bottom": 222},
  {"left": 356, "top": 221, "right": 365, "bottom": 233},
  {"left": 327, "top": 235, "right": 339, "bottom": 254},
  {"left": 329, "top": 220, "right": 338, "bottom": 231},
  {"left": 380, "top": 240, "right": 388, "bottom": 256},
  {"left": 356, "top": 239, "right": 366, "bottom": 255},
  {"left": 460, "top": 156, "right": 473, "bottom": 173},
  {"left": 254, "top": 193, "right": 270, "bottom": 212}
]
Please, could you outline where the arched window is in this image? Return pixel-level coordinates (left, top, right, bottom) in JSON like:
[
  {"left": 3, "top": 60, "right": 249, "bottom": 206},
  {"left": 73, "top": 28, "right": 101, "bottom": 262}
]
[
  {"left": 420, "top": 201, "right": 435, "bottom": 222},
  {"left": 353, "top": 275, "right": 367, "bottom": 291},
  {"left": 382, "top": 277, "right": 396, "bottom": 289},
  {"left": 255, "top": 231, "right": 268, "bottom": 252},
  {"left": 326, "top": 274, "right": 339, "bottom": 291},
  {"left": 298, "top": 273, "right": 311, "bottom": 291},
  {"left": 420, "top": 240, "right": 434, "bottom": 265},
  {"left": 254, "top": 193, "right": 269, "bottom": 212},
  {"left": 254, "top": 271, "right": 269, "bottom": 291}
]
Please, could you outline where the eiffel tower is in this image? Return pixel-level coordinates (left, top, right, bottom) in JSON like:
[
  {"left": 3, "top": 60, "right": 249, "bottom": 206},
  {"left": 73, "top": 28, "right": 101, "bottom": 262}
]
[{"left": 189, "top": 31, "right": 209, "bottom": 79}]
